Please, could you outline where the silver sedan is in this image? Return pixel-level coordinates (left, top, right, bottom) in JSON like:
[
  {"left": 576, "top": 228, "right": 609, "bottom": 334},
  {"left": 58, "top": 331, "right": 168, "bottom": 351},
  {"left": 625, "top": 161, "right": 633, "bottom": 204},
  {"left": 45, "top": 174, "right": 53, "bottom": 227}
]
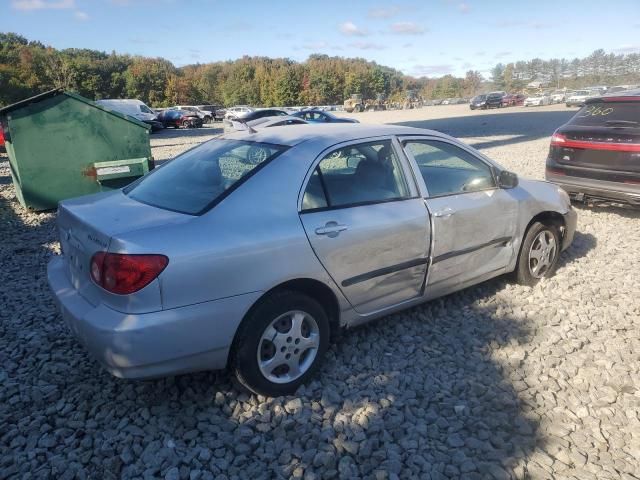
[{"left": 48, "top": 124, "right": 577, "bottom": 396}]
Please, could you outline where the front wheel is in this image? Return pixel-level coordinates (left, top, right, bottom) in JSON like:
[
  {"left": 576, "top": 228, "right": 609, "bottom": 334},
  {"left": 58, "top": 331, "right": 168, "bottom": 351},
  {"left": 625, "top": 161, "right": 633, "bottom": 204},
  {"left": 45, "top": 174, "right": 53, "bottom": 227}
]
[
  {"left": 514, "top": 222, "right": 561, "bottom": 286},
  {"left": 232, "top": 291, "right": 330, "bottom": 396}
]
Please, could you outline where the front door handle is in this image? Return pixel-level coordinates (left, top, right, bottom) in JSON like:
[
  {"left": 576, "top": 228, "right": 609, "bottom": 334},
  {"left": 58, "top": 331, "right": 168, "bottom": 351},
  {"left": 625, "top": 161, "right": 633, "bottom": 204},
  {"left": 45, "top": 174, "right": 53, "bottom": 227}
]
[
  {"left": 433, "top": 207, "right": 455, "bottom": 218},
  {"left": 315, "top": 221, "right": 348, "bottom": 237}
]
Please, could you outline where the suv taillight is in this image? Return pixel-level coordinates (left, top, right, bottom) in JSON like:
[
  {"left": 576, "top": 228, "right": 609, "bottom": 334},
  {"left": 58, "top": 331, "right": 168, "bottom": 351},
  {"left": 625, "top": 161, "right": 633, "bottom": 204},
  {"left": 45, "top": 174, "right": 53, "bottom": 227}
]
[
  {"left": 550, "top": 132, "right": 567, "bottom": 146},
  {"left": 90, "top": 252, "right": 168, "bottom": 295}
]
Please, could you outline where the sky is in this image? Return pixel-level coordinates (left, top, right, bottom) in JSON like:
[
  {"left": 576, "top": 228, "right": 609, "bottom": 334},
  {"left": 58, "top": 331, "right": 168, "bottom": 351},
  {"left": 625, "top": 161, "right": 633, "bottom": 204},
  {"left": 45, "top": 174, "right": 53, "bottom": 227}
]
[{"left": 3, "top": 0, "right": 640, "bottom": 78}]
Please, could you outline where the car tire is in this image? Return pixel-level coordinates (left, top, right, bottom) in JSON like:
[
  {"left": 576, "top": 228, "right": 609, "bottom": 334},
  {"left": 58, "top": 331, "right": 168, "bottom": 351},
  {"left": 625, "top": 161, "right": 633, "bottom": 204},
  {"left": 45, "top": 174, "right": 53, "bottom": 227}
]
[
  {"left": 204, "top": 116, "right": 212, "bottom": 124},
  {"left": 232, "top": 290, "right": 330, "bottom": 397},
  {"left": 514, "top": 221, "right": 561, "bottom": 286}
]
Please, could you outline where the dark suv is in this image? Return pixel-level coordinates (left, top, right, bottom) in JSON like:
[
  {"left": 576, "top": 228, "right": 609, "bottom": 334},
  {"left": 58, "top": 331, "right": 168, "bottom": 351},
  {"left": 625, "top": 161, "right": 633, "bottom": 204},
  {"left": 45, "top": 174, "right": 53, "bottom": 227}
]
[
  {"left": 546, "top": 90, "right": 640, "bottom": 205},
  {"left": 485, "top": 92, "right": 506, "bottom": 108}
]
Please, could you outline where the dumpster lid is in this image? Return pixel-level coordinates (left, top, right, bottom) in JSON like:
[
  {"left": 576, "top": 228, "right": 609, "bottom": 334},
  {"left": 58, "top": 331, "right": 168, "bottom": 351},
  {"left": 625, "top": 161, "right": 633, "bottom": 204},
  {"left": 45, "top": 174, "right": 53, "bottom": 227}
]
[{"left": 0, "top": 88, "right": 150, "bottom": 130}]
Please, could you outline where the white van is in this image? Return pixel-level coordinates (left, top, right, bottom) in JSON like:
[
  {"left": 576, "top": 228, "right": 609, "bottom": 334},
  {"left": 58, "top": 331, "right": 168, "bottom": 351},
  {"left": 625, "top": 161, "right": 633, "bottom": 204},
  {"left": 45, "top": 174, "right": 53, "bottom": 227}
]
[{"left": 95, "top": 99, "right": 162, "bottom": 131}]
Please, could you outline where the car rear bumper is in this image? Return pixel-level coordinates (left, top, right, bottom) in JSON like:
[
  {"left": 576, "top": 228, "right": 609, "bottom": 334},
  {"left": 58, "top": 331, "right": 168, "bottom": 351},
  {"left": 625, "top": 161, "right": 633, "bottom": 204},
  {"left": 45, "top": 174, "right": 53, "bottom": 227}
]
[
  {"left": 546, "top": 162, "right": 640, "bottom": 205},
  {"left": 47, "top": 256, "right": 261, "bottom": 379}
]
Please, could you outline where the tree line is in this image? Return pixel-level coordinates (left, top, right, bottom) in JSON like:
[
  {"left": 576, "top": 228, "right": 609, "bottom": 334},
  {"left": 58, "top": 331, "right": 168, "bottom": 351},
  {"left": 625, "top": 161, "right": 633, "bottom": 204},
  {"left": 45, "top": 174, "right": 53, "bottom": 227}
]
[
  {"left": 491, "top": 49, "right": 640, "bottom": 91},
  {"left": 2, "top": 33, "right": 639, "bottom": 108}
]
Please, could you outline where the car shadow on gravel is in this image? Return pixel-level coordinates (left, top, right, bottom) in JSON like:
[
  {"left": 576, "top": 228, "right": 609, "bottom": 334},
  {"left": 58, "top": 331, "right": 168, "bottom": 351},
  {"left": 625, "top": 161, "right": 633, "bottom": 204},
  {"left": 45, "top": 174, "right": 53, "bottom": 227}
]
[
  {"left": 393, "top": 109, "right": 575, "bottom": 149},
  {"left": 557, "top": 230, "right": 597, "bottom": 270},
  {"left": 573, "top": 202, "right": 640, "bottom": 219}
]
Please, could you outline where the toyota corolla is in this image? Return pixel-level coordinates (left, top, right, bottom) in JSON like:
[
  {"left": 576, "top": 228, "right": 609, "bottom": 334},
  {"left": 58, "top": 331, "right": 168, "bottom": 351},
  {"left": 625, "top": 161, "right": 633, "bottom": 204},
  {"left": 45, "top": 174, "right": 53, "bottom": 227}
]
[{"left": 48, "top": 124, "right": 576, "bottom": 396}]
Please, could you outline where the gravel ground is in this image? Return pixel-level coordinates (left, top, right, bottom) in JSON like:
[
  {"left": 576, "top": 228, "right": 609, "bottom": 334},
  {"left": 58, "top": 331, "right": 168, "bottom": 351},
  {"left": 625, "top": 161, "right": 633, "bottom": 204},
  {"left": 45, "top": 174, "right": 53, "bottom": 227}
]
[{"left": 1, "top": 105, "right": 639, "bottom": 479}]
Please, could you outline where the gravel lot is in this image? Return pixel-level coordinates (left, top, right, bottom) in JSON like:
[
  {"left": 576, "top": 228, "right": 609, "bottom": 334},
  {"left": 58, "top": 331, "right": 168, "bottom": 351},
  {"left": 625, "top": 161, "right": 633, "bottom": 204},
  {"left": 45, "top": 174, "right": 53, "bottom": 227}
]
[{"left": 1, "top": 104, "right": 639, "bottom": 479}]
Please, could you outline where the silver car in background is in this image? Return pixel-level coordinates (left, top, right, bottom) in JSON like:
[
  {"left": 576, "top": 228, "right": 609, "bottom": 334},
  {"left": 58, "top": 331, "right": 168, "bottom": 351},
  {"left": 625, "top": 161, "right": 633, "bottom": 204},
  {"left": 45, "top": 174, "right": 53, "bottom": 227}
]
[{"left": 48, "top": 124, "right": 576, "bottom": 396}]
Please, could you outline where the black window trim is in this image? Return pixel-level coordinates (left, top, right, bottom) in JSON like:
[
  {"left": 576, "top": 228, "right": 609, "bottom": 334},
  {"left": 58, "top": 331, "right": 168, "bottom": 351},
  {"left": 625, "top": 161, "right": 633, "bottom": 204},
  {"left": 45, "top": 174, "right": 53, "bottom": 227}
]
[
  {"left": 399, "top": 136, "right": 500, "bottom": 199},
  {"left": 299, "top": 137, "right": 419, "bottom": 214},
  {"left": 125, "top": 139, "right": 290, "bottom": 216}
]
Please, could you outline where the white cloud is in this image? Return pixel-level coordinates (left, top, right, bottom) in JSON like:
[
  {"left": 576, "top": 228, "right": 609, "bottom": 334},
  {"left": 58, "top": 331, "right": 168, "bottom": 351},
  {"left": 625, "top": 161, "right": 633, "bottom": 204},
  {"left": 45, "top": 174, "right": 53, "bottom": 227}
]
[
  {"left": 339, "top": 21, "right": 369, "bottom": 36},
  {"left": 12, "top": 0, "right": 74, "bottom": 10},
  {"left": 368, "top": 6, "right": 400, "bottom": 19},
  {"left": 412, "top": 64, "right": 454, "bottom": 76},
  {"left": 613, "top": 44, "right": 640, "bottom": 54},
  {"left": 390, "top": 22, "right": 425, "bottom": 35},
  {"left": 348, "top": 42, "right": 386, "bottom": 50},
  {"left": 74, "top": 10, "right": 88, "bottom": 20},
  {"left": 302, "top": 41, "right": 329, "bottom": 50}
]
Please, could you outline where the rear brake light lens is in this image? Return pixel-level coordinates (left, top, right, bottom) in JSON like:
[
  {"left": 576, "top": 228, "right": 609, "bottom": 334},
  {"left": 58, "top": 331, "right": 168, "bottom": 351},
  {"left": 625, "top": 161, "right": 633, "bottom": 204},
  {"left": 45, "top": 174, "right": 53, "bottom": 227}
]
[
  {"left": 550, "top": 133, "right": 567, "bottom": 145},
  {"left": 90, "top": 252, "right": 168, "bottom": 295}
]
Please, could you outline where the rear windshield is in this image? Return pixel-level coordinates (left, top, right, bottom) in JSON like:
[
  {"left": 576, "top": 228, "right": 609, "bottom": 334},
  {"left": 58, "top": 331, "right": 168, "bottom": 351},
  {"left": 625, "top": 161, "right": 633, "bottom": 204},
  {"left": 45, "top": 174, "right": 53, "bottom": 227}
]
[
  {"left": 568, "top": 102, "right": 640, "bottom": 127},
  {"left": 126, "top": 140, "right": 288, "bottom": 215}
]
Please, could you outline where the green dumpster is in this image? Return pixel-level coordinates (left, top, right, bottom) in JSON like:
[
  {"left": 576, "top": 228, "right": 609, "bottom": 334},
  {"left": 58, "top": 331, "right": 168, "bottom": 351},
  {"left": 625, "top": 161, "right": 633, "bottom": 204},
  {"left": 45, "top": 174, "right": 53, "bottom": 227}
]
[{"left": 0, "top": 89, "right": 154, "bottom": 211}]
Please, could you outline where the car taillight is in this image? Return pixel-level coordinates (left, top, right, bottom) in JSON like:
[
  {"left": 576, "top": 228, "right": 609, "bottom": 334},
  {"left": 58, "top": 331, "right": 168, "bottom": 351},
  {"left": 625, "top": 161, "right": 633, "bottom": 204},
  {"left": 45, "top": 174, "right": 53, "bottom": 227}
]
[
  {"left": 550, "top": 133, "right": 567, "bottom": 146},
  {"left": 90, "top": 252, "right": 168, "bottom": 295}
]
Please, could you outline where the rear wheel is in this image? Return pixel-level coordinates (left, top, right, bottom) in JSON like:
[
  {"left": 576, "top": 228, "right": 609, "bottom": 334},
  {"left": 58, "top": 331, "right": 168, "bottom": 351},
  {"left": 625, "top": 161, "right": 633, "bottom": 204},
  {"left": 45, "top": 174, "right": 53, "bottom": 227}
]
[
  {"left": 232, "top": 291, "right": 330, "bottom": 396},
  {"left": 514, "top": 222, "right": 561, "bottom": 286},
  {"left": 204, "top": 116, "right": 212, "bottom": 124},
  {"left": 182, "top": 119, "right": 192, "bottom": 128}
]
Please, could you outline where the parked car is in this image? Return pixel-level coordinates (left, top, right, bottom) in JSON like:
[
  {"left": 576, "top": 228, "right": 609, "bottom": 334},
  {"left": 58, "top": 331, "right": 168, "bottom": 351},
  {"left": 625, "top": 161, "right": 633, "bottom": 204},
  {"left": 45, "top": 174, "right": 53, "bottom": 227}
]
[
  {"left": 172, "top": 106, "right": 214, "bottom": 124},
  {"left": 513, "top": 94, "right": 526, "bottom": 106},
  {"left": 485, "top": 92, "right": 506, "bottom": 108},
  {"left": 566, "top": 90, "right": 599, "bottom": 107},
  {"left": 236, "top": 109, "right": 288, "bottom": 122},
  {"left": 291, "top": 109, "right": 359, "bottom": 123},
  {"left": 546, "top": 90, "right": 640, "bottom": 205},
  {"left": 524, "top": 93, "right": 551, "bottom": 107},
  {"left": 501, "top": 94, "right": 516, "bottom": 107},
  {"left": 157, "top": 109, "right": 203, "bottom": 128},
  {"left": 229, "top": 116, "right": 308, "bottom": 131},
  {"left": 549, "top": 90, "right": 568, "bottom": 104},
  {"left": 47, "top": 123, "right": 576, "bottom": 396},
  {"left": 95, "top": 99, "right": 164, "bottom": 132},
  {"left": 469, "top": 94, "right": 488, "bottom": 110},
  {"left": 197, "top": 105, "right": 225, "bottom": 121},
  {"left": 225, "top": 106, "right": 254, "bottom": 119}
]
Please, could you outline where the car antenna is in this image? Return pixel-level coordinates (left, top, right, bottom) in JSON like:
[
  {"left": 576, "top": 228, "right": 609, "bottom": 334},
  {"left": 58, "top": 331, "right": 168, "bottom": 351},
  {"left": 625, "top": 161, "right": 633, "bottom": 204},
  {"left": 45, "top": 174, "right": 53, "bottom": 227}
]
[{"left": 234, "top": 117, "right": 257, "bottom": 134}]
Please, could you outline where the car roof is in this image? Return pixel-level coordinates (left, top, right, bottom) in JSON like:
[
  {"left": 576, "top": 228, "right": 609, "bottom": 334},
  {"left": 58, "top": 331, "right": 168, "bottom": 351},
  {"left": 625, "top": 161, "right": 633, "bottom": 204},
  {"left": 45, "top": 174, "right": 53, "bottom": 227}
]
[
  {"left": 223, "top": 123, "right": 448, "bottom": 149},
  {"left": 586, "top": 88, "right": 640, "bottom": 104}
]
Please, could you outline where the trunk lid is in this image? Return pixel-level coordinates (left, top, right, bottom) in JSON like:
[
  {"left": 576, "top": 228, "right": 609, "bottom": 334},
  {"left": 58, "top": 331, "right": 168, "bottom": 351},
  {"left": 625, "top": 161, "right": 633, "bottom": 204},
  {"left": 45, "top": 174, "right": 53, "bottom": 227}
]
[{"left": 57, "top": 190, "right": 192, "bottom": 310}]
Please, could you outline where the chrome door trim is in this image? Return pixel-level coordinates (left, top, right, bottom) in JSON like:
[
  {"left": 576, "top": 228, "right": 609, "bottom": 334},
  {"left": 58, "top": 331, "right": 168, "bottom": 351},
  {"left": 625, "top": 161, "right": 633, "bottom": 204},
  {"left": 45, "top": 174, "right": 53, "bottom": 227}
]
[
  {"left": 431, "top": 236, "right": 512, "bottom": 264},
  {"left": 341, "top": 257, "right": 429, "bottom": 287}
]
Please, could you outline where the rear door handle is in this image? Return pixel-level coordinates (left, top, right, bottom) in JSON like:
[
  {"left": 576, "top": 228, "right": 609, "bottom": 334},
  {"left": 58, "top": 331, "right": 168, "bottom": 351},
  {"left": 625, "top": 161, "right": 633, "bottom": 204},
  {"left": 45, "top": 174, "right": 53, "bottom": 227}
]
[
  {"left": 315, "top": 221, "right": 348, "bottom": 237},
  {"left": 433, "top": 207, "right": 455, "bottom": 218}
]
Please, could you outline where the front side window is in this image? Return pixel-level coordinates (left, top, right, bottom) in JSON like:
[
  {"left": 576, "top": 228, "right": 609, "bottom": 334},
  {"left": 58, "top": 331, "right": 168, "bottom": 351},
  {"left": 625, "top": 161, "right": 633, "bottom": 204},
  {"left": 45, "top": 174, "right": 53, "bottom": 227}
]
[
  {"left": 127, "top": 140, "right": 288, "bottom": 215},
  {"left": 301, "top": 140, "right": 410, "bottom": 210},
  {"left": 404, "top": 140, "right": 496, "bottom": 197}
]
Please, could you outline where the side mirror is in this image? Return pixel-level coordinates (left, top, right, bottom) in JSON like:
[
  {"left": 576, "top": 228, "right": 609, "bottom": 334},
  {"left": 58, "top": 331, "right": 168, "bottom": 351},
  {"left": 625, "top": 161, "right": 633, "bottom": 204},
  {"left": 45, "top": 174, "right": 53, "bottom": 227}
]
[{"left": 498, "top": 170, "right": 519, "bottom": 189}]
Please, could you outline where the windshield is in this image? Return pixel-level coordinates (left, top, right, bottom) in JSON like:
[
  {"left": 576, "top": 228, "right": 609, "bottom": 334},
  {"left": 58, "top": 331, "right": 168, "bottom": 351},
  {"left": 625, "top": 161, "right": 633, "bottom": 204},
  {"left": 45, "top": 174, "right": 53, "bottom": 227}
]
[
  {"left": 473, "top": 95, "right": 486, "bottom": 101},
  {"left": 126, "top": 140, "right": 288, "bottom": 215},
  {"left": 139, "top": 105, "right": 154, "bottom": 114},
  {"left": 574, "top": 91, "right": 590, "bottom": 96}
]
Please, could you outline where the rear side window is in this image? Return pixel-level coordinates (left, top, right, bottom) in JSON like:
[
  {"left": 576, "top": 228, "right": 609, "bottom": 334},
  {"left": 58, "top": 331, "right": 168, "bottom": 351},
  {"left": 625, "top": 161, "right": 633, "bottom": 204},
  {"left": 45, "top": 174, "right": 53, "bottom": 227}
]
[
  {"left": 568, "top": 102, "right": 640, "bottom": 127},
  {"left": 126, "top": 140, "right": 288, "bottom": 215},
  {"left": 301, "top": 140, "right": 410, "bottom": 211}
]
